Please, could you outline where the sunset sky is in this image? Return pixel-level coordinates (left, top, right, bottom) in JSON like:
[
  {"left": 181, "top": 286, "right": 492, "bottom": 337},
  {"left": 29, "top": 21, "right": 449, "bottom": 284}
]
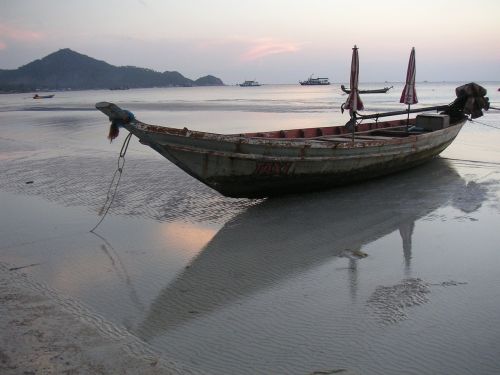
[{"left": 1, "top": 0, "right": 499, "bottom": 84}]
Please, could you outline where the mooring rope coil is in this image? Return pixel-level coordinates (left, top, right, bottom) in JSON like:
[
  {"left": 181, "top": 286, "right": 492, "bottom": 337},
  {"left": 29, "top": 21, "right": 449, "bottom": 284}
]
[{"left": 90, "top": 132, "right": 133, "bottom": 233}]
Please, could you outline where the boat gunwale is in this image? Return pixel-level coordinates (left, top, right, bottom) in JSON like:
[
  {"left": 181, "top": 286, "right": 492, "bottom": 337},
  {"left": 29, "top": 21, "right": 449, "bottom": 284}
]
[
  {"left": 129, "top": 117, "right": 465, "bottom": 150},
  {"left": 137, "top": 123, "right": 461, "bottom": 163}
]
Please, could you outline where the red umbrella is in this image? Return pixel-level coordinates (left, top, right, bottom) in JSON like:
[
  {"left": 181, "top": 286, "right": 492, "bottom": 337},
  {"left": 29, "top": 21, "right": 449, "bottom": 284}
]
[
  {"left": 343, "top": 45, "right": 364, "bottom": 117},
  {"left": 400, "top": 47, "right": 418, "bottom": 105},
  {"left": 400, "top": 47, "right": 417, "bottom": 129}
]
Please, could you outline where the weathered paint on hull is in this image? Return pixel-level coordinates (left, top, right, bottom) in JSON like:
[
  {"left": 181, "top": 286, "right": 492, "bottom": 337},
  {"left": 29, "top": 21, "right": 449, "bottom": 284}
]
[
  {"left": 125, "top": 121, "right": 464, "bottom": 198},
  {"left": 210, "top": 142, "right": 454, "bottom": 197}
]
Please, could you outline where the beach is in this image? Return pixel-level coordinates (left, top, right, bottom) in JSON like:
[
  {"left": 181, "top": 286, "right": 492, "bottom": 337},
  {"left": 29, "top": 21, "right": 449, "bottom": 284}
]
[
  {"left": 0, "top": 261, "right": 204, "bottom": 375},
  {"left": 1, "top": 83, "right": 500, "bottom": 375}
]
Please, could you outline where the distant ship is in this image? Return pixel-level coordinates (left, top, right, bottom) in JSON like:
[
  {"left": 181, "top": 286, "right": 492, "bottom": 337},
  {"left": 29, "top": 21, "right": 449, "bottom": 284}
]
[
  {"left": 340, "top": 84, "right": 393, "bottom": 94},
  {"left": 33, "top": 94, "right": 55, "bottom": 99},
  {"left": 299, "top": 75, "right": 330, "bottom": 86},
  {"left": 239, "top": 80, "right": 261, "bottom": 87}
]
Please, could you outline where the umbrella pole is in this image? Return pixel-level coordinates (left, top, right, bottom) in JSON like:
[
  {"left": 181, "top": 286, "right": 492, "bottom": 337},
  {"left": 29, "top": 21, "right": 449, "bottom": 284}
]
[
  {"left": 406, "top": 104, "right": 410, "bottom": 131},
  {"left": 351, "top": 113, "right": 356, "bottom": 143}
]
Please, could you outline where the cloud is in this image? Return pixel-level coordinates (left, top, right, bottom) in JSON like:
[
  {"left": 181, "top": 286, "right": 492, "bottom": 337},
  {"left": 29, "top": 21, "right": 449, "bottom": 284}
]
[
  {"left": 240, "top": 38, "right": 300, "bottom": 61},
  {"left": 0, "top": 23, "right": 44, "bottom": 48}
]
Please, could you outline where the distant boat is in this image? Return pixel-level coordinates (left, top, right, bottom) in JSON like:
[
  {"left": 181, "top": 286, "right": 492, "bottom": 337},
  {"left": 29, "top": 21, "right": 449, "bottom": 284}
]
[
  {"left": 239, "top": 80, "right": 261, "bottom": 87},
  {"left": 95, "top": 83, "right": 489, "bottom": 198},
  {"left": 300, "top": 75, "right": 330, "bottom": 85},
  {"left": 341, "top": 85, "right": 393, "bottom": 94},
  {"left": 33, "top": 94, "right": 55, "bottom": 99}
]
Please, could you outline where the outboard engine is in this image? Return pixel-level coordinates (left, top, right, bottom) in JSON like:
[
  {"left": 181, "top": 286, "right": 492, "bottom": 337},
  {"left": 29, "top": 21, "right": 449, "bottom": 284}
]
[{"left": 445, "top": 82, "right": 490, "bottom": 120}]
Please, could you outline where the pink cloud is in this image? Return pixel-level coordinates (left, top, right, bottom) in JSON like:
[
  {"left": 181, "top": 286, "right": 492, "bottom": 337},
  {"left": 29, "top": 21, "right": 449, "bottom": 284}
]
[
  {"left": 240, "top": 39, "right": 299, "bottom": 61},
  {"left": 0, "top": 23, "right": 44, "bottom": 48}
]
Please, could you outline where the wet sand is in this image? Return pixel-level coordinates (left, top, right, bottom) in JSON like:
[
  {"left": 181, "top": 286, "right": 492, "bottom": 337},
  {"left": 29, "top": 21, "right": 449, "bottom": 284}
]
[
  {"left": 1, "top": 85, "right": 500, "bottom": 374},
  {"left": 0, "top": 263, "right": 203, "bottom": 375}
]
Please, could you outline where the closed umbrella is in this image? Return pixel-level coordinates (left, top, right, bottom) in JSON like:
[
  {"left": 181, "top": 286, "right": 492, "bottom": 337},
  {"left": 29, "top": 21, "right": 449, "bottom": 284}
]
[
  {"left": 400, "top": 47, "right": 417, "bottom": 128},
  {"left": 343, "top": 45, "right": 364, "bottom": 140},
  {"left": 343, "top": 45, "right": 364, "bottom": 117}
]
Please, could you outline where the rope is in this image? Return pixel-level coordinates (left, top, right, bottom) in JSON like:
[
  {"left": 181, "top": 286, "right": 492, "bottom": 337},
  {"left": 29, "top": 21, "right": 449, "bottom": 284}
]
[
  {"left": 90, "top": 132, "right": 133, "bottom": 233},
  {"left": 489, "top": 106, "right": 500, "bottom": 111},
  {"left": 443, "top": 157, "right": 500, "bottom": 167},
  {"left": 468, "top": 118, "right": 500, "bottom": 130}
]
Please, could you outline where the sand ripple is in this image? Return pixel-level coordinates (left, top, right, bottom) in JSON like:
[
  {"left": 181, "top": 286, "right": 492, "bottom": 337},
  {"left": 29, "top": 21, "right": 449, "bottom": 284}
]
[
  {"left": 367, "top": 278, "right": 430, "bottom": 324},
  {"left": 0, "top": 153, "right": 259, "bottom": 225},
  {"left": 0, "top": 262, "right": 206, "bottom": 374}
]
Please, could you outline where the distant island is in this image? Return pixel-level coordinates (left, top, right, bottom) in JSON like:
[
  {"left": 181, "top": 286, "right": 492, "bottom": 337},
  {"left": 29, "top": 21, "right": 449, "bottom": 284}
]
[{"left": 0, "top": 48, "right": 224, "bottom": 93}]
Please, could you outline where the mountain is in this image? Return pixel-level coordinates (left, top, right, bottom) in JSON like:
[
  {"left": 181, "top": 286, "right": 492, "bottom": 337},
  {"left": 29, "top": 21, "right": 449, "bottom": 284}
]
[
  {"left": 0, "top": 48, "right": 224, "bottom": 92},
  {"left": 194, "top": 75, "right": 224, "bottom": 86}
]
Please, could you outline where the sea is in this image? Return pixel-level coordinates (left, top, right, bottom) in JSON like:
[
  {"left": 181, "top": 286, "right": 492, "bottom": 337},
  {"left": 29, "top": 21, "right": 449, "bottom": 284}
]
[{"left": 1, "top": 82, "right": 500, "bottom": 375}]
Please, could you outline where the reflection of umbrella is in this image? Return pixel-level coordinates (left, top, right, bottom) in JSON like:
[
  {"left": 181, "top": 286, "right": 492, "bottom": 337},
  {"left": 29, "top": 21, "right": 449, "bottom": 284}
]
[
  {"left": 400, "top": 47, "right": 417, "bottom": 128},
  {"left": 343, "top": 45, "right": 364, "bottom": 118}
]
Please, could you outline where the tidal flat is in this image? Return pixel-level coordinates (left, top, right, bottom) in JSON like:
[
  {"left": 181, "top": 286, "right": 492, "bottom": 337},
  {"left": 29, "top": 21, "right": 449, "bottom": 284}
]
[{"left": 1, "top": 84, "right": 500, "bottom": 375}]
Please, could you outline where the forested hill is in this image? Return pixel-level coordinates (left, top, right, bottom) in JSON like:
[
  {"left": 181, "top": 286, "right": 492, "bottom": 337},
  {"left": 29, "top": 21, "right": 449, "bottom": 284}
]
[{"left": 0, "top": 48, "right": 224, "bottom": 92}]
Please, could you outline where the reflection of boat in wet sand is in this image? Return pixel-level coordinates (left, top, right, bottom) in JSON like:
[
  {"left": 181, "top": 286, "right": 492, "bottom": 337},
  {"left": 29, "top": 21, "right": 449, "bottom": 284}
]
[{"left": 136, "top": 159, "right": 488, "bottom": 339}]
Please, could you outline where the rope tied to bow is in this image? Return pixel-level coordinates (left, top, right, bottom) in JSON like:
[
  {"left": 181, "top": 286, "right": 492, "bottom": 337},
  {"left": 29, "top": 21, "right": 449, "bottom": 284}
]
[
  {"left": 108, "top": 110, "right": 135, "bottom": 142},
  {"left": 90, "top": 132, "right": 133, "bottom": 232}
]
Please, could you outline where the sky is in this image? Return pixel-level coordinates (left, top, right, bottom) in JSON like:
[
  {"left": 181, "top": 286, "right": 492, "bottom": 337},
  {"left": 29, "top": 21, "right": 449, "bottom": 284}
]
[{"left": 0, "top": 0, "right": 499, "bottom": 84}]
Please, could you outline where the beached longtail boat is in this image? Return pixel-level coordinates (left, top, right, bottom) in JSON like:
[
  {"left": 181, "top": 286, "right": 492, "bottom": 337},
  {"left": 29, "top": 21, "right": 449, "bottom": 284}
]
[
  {"left": 341, "top": 85, "right": 393, "bottom": 94},
  {"left": 96, "top": 83, "right": 489, "bottom": 198}
]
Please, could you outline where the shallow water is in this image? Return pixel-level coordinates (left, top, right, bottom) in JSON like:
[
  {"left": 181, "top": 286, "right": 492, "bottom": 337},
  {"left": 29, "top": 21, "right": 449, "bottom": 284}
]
[{"left": 1, "top": 83, "right": 500, "bottom": 374}]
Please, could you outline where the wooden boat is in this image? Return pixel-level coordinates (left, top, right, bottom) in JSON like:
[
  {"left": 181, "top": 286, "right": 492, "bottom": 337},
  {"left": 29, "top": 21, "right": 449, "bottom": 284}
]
[
  {"left": 33, "top": 94, "right": 55, "bottom": 99},
  {"left": 95, "top": 83, "right": 489, "bottom": 198},
  {"left": 239, "top": 80, "right": 261, "bottom": 87},
  {"left": 341, "top": 84, "right": 393, "bottom": 94},
  {"left": 300, "top": 75, "right": 330, "bottom": 85}
]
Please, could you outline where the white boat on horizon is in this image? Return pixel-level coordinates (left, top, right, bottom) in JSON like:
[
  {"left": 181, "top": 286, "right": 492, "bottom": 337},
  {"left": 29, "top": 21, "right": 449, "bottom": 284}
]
[
  {"left": 300, "top": 75, "right": 330, "bottom": 85},
  {"left": 239, "top": 80, "right": 261, "bottom": 87}
]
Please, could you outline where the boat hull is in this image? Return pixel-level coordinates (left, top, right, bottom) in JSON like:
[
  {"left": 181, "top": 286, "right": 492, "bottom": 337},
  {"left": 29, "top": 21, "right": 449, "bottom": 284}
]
[
  {"left": 299, "top": 82, "right": 330, "bottom": 86},
  {"left": 124, "top": 121, "right": 464, "bottom": 198},
  {"left": 341, "top": 86, "right": 392, "bottom": 94}
]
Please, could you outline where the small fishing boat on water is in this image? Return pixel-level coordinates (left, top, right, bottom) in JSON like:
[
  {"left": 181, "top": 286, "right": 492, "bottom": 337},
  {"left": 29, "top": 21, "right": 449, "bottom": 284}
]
[
  {"left": 95, "top": 82, "right": 489, "bottom": 198},
  {"left": 300, "top": 75, "right": 330, "bottom": 85},
  {"left": 239, "top": 80, "right": 261, "bottom": 87},
  {"left": 341, "top": 85, "right": 393, "bottom": 94},
  {"left": 33, "top": 94, "right": 55, "bottom": 99}
]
